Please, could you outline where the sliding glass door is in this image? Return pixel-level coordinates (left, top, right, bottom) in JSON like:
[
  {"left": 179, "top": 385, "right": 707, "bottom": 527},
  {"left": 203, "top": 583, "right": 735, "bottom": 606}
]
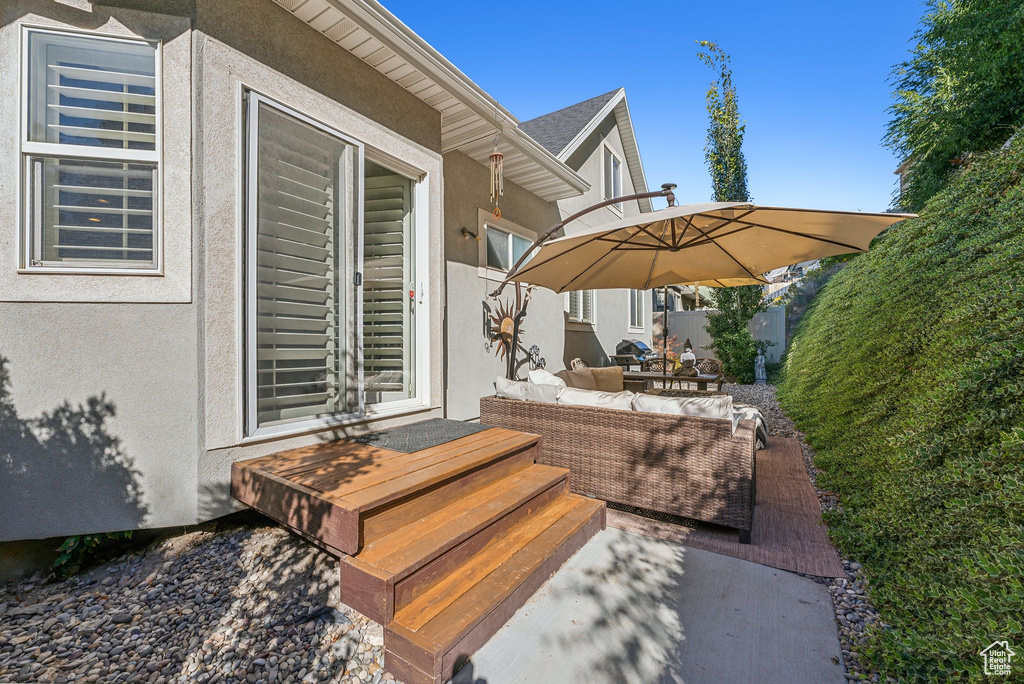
[
  {"left": 245, "top": 93, "right": 362, "bottom": 435},
  {"left": 244, "top": 93, "right": 424, "bottom": 436}
]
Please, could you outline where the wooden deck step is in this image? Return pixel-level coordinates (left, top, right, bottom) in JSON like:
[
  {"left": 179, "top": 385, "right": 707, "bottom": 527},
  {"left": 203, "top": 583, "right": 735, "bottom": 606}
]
[
  {"left": 231, "top": 427, "right": 539, "bottom": 555},
  {"left": 384, "top": 493, "right": 605, "bottom": 684},
  {"left": 339, "top": 463, "right": 569, "bottom": 623}
]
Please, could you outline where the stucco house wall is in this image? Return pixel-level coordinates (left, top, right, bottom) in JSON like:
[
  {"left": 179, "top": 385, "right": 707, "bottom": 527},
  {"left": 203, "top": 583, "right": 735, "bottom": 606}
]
[{"left": 0, "top": 0, "right": 446, "bottom": 541}]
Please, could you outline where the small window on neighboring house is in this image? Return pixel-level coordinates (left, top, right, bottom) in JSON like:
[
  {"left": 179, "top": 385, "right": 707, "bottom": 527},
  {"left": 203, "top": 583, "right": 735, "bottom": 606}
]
[
  {"left": 629, "top": 289, "right": 644, "bottom": 329},
  {"left": 22, "top": 28, "right": 160, "bottom": 271},
  {"left": 603, "top": 146, "right": 622, "bottom": 212},
  {"left": 568, "top": 290, "right": 594, "bottom": 324},
  {"left": 485, "top": 225, "right": 532, "bottom": 272}
]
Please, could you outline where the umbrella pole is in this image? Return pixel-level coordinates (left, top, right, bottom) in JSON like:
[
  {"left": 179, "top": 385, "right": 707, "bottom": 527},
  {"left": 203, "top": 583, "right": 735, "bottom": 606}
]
[{"left": 662, "top": 284, "right": 669, "bottom": 389}]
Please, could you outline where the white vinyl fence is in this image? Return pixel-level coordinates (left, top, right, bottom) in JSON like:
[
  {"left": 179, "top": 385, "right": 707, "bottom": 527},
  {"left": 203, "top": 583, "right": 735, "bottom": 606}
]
[{"left": 654, "top": 305, "right": 786, "bottom": 362}]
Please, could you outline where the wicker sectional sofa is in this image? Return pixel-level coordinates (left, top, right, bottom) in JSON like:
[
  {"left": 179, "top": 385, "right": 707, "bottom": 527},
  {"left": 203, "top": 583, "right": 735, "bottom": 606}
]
[{"left": 480, "top": 395, "right": 757, "bottom": 542}]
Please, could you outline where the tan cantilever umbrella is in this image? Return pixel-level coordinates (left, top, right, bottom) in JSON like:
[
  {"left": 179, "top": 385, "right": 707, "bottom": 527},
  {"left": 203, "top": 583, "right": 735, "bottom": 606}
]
[
  {"left": 505, "top": 202, "right": 914, "bottom": 292},
  {"left": 501, "top": 200, "right": 915, "bottom": 381}
]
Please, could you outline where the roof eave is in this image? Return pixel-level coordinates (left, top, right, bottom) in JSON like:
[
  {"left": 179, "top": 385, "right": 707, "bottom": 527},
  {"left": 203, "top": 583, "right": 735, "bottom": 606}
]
[{"left": 287, "top": 0, "right": 590, "bottom": 200}]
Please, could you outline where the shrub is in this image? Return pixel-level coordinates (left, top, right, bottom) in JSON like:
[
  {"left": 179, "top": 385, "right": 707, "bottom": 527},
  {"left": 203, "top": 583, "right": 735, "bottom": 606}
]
[{"left": 778, "top": 139, "right": 1024, "bottom": 680}]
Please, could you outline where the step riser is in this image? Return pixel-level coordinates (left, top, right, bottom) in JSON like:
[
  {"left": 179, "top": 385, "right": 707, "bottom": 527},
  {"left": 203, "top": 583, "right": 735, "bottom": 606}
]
[
  {"left": 339, "top": 470, "right": 568, "bottom": 624},
  {"left": 393, "top": 477, "right": 569, "bottom": 616},
  {"left": 359, "top": 442, "right": 538, "bottom": 547},
  {"left": 385, "top": 502, "right": 606, "bottom": 684}
]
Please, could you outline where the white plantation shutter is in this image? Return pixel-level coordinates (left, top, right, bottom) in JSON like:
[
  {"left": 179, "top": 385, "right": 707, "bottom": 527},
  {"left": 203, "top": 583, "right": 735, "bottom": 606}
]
[
  {"left": 568, "top": 290, "right": 594, "bottom": 323},
  {"left": 582, "top": 290, "right": 594, "bottom": 323},
  {"left": 362, "top": 167, "right": 415, "bottom": 404},
  {"left": 249, "top": 100, "right": 352, "bottom": 428},
  {"left": 25, "top": 29, "right": 158, "bottom": 269}
]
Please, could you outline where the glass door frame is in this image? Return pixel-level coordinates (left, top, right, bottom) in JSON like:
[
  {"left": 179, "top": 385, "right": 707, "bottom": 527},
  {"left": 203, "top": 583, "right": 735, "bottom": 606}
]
[{"left": 243, "top": 90, "right": 365, "bottom": 438}]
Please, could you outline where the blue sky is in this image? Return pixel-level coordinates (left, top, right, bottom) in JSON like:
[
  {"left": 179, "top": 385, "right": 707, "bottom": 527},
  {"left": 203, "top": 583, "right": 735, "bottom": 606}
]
[{"left": 384, "top": 0, "right": 926, "bottom": 212}]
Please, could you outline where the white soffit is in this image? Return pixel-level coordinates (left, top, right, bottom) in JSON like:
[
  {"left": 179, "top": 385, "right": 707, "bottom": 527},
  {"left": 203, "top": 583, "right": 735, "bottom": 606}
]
[{"left": 272, "top": 0, "right": 590, "bottom": 201}]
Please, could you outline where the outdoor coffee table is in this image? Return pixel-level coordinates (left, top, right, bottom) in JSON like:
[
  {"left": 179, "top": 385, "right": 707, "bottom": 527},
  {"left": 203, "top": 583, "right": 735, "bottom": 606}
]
[{"left": 623, "top": 371, "right": 722, "bottom": 393}]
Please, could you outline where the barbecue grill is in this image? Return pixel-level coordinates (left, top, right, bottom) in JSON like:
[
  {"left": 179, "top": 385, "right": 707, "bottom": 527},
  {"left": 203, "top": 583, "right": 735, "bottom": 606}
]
[{"left": 612, "top": 339, "right": 658, "bottom": 367}]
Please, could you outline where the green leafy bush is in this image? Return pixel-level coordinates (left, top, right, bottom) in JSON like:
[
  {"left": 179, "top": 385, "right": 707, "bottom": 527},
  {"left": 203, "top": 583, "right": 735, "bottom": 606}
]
[
  {"left": 53, "top": 531, "right": 133, "bottom": 579},
  {"left": 778, "top": 139, "right": 1024, "bottom": 680}
]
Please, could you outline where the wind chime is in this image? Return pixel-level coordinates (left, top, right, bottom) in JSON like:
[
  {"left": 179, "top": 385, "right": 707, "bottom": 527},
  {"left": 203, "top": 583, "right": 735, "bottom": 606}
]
[
  {"left": 489, "top": 138, "right": 504, "bottom": 219},
  {"left": 486, "top": 118, "right": 531, "bottom": 379}
]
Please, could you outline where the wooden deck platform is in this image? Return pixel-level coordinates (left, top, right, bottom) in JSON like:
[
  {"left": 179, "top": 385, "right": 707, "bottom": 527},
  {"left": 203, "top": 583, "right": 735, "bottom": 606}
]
[{"left": 231, "top": 426, "right": 605, "bottom": 684}]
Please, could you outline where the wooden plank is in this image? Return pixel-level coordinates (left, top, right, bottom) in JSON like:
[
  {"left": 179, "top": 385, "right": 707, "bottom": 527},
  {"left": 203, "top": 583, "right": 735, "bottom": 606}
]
[
  {"left": 384, "top": 621, "right": 442, "bottom": 681},
  {"left": 418, "top": 498, "right": 602, "bottom": 646},
  {"left": 230, "top": 462, "right": 357, "bottom": 554},
  {"left": 395, "top": 495, "right": 579, "bottom": 632},
  {"left": 320, "top": 429, "right": 529, "bottom": 500},
  {"left": 392, "top": 475, "right": 569, "bottom": 614},
  {"left": 358, "top": 444, "right": 537, "bottom": 547},
  {"left": 440, "top": 502, "right": 604, "bottom": 681},
  {"left": 338, "top": 554, "right": 395, "bottom": 624},
  {"left": 364, "top": 465, "right": 564, "bottom": 573},
  {"left": 338, "top": 433, "right": 539, "bottom": 510},
  {"left": 290, "top": 429, "right": 503, "bottom": 490}
]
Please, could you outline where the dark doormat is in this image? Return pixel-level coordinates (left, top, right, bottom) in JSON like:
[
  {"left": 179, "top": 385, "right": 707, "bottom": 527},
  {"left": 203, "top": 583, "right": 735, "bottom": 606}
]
[{"left": 351, "top": 418, "right": 493, "bottom": 453}]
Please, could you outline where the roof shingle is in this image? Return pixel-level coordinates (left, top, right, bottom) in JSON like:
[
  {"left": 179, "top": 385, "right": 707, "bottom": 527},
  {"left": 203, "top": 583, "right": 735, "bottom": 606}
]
[{"left": 519, "top": 89, "right": 621, "bottom": 156}]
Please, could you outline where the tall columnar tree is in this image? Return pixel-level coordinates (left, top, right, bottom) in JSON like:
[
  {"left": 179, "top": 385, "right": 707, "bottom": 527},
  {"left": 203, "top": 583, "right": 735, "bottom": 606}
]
[
  {"left": 886, "top": 0, "right": 1024, "bottom": 211},
  {"left": 697, "top": 41, "right": 765, "bottom": 383}
]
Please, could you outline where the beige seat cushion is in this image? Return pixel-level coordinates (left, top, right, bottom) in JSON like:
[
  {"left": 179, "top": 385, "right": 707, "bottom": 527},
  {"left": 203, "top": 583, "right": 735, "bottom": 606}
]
[
  {"left": 590, "top": 366, "right": 624, "bottom": 392},
  {"left": 557, "top": 387, "right": 635, "bottom": 411},
  {"left": 494, "top": 377, "right": 559, "bottom": 404},
  {"left": 631, "top": 393, "right": 734, "bottom": 422},
  {"left": 554, "top": 368, "right": 598, "bottom": 391}
]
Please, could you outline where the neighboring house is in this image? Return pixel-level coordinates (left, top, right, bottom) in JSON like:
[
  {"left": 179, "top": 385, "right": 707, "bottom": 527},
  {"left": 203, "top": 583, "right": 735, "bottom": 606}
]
[
  {"left": 0, "top": 0, "right": 651, "bottom": 542},
  {"left": 654, "top": 284, "right": 714, "bottom": 312},
  {"left": 764, "top": 260, "right": 819, "bottom": 302}
]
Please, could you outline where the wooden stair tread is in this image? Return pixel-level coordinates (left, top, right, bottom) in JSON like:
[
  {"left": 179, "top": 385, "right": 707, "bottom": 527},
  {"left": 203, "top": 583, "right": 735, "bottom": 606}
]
[
  {"left": 338, "top": 431, "right": 539, "bottom": 511},
  {"left": 289, "top": 430, "right": 503, "bottom": 490},
  {"left": 393, "top": 493, "right": 604, "bottom": 644},
  {"left": 356, "top": 464, "right": 568, "bottom": 579}
]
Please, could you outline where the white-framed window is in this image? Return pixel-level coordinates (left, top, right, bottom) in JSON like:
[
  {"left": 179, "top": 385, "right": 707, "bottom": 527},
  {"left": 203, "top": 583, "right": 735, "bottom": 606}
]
[
  {"left": 603, "top": 145, "right": 622, "bottom": 213},
  {"left": 568, "top": 290, "right": 594, "bottom": 324},
  {"left": 20, "top": 26, "right": 161, "bottom": 272},
  {"left": 243, "top": 91, "right": 428, "bottom": 437},
  {"left": 484, "top": 224, "right": 532, "bottom": 272},
  {"left": 629, "top": 289, "right": 645, "bottom": 330}
]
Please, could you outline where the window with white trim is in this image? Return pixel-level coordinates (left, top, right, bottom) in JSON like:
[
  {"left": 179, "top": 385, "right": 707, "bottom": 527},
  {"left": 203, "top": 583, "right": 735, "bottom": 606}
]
[
  {"left": 568, "top": 290, "right": 594, "bottom": 324},
  {"left": 22, "top": 28, "right": 160, "bottom": 271},
  {"left": 484, "top": 224, "right": 532, "bottom": 272},
  {"left": 629, "top": 289, "right": 644, "bottom": 329},
  {"left": 603, "top": 146, "right": 622, "bottom": 212}
]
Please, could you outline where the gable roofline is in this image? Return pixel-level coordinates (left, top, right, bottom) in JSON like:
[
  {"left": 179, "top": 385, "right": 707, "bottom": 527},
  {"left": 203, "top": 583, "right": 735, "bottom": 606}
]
[
  {"left": 273, "top": 0, "right": 589, "bottom": 201},
  {"left": 549, "top": 88, "right": 653, "bottom": 213}
]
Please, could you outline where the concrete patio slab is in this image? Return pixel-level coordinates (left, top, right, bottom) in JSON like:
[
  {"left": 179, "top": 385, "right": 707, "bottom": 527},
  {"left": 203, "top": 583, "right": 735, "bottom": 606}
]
[{"left": 451, "top": 527, "right": 845, "bottom": 684}]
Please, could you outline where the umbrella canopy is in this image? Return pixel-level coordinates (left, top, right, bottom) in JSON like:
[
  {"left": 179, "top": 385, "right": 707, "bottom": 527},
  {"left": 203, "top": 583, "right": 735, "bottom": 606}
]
[{"left": 506, "top": 202, "right": 915, "bottom": 292}]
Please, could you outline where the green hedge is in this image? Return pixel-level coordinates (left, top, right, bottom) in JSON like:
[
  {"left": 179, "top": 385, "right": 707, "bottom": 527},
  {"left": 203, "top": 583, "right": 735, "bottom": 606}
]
[{"left": 777, "top": 139, "right": 1024, "bottom": 681}]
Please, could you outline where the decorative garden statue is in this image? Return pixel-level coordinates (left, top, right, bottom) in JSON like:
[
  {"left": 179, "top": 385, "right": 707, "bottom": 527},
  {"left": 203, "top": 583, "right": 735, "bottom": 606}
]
[{"left": 754, "top": 351, "right": 767, "bottom": 385}]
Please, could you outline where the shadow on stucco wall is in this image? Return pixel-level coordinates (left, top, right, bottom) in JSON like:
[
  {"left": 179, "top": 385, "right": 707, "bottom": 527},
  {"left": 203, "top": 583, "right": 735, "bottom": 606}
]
[{"left": 0, "top": 356, "right": 148, "bottom": 541}]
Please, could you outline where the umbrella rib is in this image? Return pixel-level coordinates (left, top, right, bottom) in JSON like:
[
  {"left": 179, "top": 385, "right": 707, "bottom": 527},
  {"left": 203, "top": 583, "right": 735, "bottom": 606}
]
[
  {"left": 557, "top": 222, "right": 654, "bottom": 292},
  {"left": 686, "top": 219, "right": 763, "bottom": 281},
  {"left": 642, "top": 246, "right": 659, "bottom": 290},
  {"left": 692, "top": 213, "right": 868, "bottom": 253}
]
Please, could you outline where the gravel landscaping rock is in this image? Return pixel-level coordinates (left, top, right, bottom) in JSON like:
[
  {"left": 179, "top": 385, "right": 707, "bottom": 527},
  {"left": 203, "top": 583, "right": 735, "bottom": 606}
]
[
  {"left": 726, "top": 383, "right": 886, "bottom": 683},
  {"left": 0, "top": 525, "right": 400, "bottom": 684}
]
